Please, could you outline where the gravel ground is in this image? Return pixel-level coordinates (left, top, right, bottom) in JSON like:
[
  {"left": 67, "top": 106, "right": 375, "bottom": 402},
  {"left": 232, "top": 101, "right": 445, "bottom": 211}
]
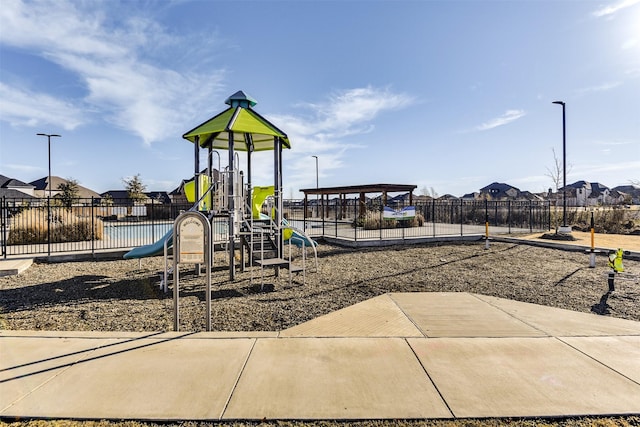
[{"left": 1, "top": 241, "right": 639, "bottom": 332}]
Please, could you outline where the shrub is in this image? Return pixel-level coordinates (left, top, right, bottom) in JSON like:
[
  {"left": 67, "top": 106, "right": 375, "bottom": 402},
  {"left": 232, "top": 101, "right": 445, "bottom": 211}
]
[
  {"left": 7, "top": 208, "right": 104, "bottom": 245},
  {"left": 551, "top": 206, "right": 640, "bottom": 234},
  {"left": 355, "top": 210, "right": 425, "bottom": 229}
]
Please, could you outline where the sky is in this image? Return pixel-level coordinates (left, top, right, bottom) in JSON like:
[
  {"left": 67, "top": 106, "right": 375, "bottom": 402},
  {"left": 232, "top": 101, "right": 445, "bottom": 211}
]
[{"left": 0, "top": 0, "right": 639, "bottom": 199}]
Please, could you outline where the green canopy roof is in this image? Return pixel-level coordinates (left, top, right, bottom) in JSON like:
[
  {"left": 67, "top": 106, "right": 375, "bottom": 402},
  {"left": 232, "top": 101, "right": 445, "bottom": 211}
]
[{"left": 182, "top": 93, "right": 290, "bottom": 152}]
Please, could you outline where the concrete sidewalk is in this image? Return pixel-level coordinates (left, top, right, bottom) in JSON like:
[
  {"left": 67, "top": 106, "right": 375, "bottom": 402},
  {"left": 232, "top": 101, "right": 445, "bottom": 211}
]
[{"left": 2, "top": 292, "right": 640, "bottom": 421}]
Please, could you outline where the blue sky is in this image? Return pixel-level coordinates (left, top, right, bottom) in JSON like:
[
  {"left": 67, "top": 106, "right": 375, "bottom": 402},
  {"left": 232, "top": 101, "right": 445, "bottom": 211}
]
[{"left": 1, "top": 0, "right": 638, "bottom": 198}]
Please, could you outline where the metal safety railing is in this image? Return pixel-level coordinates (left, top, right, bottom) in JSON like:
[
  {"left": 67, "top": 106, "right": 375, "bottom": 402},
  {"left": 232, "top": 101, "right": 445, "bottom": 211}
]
[
  {"left": 1, "top": 196, "right": 550, "bottom": 257},
  {"left": 282, "top": 199, "right": 551, "bottom": 243}
]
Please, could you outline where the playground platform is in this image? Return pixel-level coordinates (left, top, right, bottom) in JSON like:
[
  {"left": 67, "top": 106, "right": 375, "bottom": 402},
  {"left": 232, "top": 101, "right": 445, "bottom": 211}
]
[{"left": 2, "top": 292, "right": 639, "bottom": 421}]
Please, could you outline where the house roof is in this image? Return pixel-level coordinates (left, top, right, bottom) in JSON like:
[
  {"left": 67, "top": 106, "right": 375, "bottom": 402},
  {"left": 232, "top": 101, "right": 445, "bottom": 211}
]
[
  {"left": 101, "top": 190, "right": 130, "bottom": 199},
  {"left": 1, "top": 174, "right": 34, "bottom": 189},
  {"left": 479, "top": 182, "right": 520, "bottom": 192},
  {"left": 30, "top": 176, "right": 101, "bottom": 198}
]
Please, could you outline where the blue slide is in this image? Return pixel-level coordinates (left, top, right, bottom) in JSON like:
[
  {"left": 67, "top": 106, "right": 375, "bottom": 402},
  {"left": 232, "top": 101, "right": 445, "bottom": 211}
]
[
  {"left": 265, "top": 214, "right": 317, "bottom": 249},
  {"left": 288, "top": 230, "right": 317, "bottom": 248},
  {"left": 123, "top": 228, "right": 173, "bottom": 259}
]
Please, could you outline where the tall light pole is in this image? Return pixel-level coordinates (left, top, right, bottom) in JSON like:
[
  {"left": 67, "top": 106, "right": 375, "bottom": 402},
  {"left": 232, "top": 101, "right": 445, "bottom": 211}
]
[
  {"left": 37, "top": 133, "right": 61, "bottom": 199},
  {"left": 551, "top": 101, "right": 570, "bottom": 233},
  {"left": 311, "top": 155, "right": 319, "bottom": 217},
  {"left": 311, "top": 155, "right": 319, "bottom": 189}
]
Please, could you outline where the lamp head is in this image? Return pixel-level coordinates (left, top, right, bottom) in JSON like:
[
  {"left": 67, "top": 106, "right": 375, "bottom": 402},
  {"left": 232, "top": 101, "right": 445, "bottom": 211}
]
[{"left": 552, "top": 101, "right": 565, "bottom": 106}]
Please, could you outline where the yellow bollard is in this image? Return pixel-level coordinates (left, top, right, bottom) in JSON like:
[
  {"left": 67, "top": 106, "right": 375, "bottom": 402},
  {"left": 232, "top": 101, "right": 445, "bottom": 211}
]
[
  {"left": 484, "top": 220, "right": 490, "bottom": 250},
  {"left": 589, "top": 211, "right": 596, "bottom": 268}
]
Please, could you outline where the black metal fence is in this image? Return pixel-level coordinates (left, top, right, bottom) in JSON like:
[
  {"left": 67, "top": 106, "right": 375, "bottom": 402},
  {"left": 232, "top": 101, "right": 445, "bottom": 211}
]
[
  {"left": 1, "top": 197, "right": 190, "bottom": 257},
  {"left": 283, "top": 198, "right": 550, "bottom": 242},
  {"left": 1, "top": 196, "right": 550, "bottom": 257}
]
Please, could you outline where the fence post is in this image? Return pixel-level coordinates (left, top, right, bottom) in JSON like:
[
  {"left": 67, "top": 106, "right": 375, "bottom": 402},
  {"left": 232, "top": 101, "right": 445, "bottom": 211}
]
[
  {"left": 47, "top": 196, "right": 51, "bottom": 257},
  {"left": 460, "top": 199, "right": 463, "bottom": 236},
  {"left": 432, "top": 200, "right": 436, "bottom": 237},
  {"left": 151, "top": 198, "right": 155, "bottom": 242},
  {"left": 379, "top": 204, "right": 383, "bottom": 240},
  {"left": 485, "top": 199, "right": 488, "bottom": 227},
  {"left": 1, "top": 197, "right": 5, "bottom": 259},
  {"left": 529, "top": 200, "right": 533, "bottom": 232},
  {"left": 508, "top": 200, "right": 512, "bottom": 234},
  {"left": 91, "top": 197, "right": 95, "bottom": 256}
]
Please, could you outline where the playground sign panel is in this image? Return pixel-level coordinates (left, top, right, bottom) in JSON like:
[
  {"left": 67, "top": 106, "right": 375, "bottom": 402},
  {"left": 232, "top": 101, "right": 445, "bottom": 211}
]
[
  {"left": 177, "top": 214, "right": 206, "bottom": 264},
  {"left": 173, "top": 211, "right": 212, "bottom": 331}
]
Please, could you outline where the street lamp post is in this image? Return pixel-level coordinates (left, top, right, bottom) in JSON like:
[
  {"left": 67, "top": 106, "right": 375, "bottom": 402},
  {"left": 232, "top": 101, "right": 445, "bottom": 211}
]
[
  {"left": 37, "top": 133, "right": 61, "bottom": 199},
  {"left": 311, "top": 155, "right": 319, "bottom": 189},
  {"left": 551, "top": 101, "right": 570, "bottom": 233},
  {"left": 37, "top": 133, "right": 60, "bottom": 257},
  {"left": 311, "top": 155, "right": 319, "bottom": 218}
]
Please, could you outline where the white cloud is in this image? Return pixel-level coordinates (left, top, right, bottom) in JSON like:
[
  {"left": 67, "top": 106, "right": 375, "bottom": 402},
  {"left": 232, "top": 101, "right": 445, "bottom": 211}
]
[
  {"left": 282, "top": 86, "right": 413, "bottom": 140},
  {"left": 271, "top": 87, "right": 413, "bottom": 188},
  {"left": 592, "top": 0, "right": 640, "bottom": 17},
  {"left": 475, "top": 110, "right": 526, "bottom": 131},
  {"left": 575, "top": 81, "right": 622, "bottom": 95},
  {"left": 0, "top": 83, "right": 85, "bottom": 130},
  {"left": 4, "top": 163, "right": 44, "bottom": 174},
  {"left": 0, "top": 0, "right": 225, "bottom": 145}
]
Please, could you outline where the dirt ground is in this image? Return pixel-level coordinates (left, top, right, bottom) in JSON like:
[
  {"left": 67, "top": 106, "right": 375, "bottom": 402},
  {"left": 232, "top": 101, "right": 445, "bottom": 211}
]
[
  {"left": 514, "top": 231, "right": 640, "bottom": 252},
  {"left": 1, "top": 240, "right": 638, "bottom": 332}
]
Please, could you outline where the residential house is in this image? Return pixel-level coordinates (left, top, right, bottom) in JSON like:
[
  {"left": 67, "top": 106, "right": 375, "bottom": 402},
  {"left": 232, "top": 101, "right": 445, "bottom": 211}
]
[
  {"left": 477, "top": 182, "right": 521, "bottom": 200},
  {"left": 0, "top": 175, "right": 37, "bottom": 199},
  {"left": 30, "top": 176, "right": 101, "bottom": 200},
  {"left": 560, "top": 181, "right": 613, "bottom": 206},
  {"left": 147, "top": 191, "right": 171, "bottom": 204},
  {"left": 437, "top": 194, "right": 459, "bottom": 200},
  {"left": 613, "top": 185, "right": 640, "bottom": 204},
  {"left": 100, "top": 190, "right": 152, "bottom": 205}
]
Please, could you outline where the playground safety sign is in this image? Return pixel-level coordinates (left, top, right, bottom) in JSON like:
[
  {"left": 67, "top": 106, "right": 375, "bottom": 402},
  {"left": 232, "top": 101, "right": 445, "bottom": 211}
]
[
  {"left": 176, "top": 214, "right": 207, "bottom": 264},
  {"left": 173, "top": 211, "right": 212, "bottom": 331}
]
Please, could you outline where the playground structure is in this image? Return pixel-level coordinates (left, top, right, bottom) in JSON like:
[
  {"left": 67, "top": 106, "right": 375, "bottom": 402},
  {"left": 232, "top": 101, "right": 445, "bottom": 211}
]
[{"left": 124, "top": 91, "right": 318, "bottom": 288}]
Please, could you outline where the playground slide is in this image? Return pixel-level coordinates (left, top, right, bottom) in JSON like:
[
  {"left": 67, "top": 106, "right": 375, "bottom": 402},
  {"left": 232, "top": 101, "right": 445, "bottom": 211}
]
[
  {"left": 124, "top": 176, "right": 217, "bottom": 260},
  {"left": 123, "top": 228, "right": 173, "bottom": 260},
  {"left": 288, "top": 228, "right": 317, "bottom": 248},
  {"left": 257, "top": 213, "right": 316, "bottom": 248}
]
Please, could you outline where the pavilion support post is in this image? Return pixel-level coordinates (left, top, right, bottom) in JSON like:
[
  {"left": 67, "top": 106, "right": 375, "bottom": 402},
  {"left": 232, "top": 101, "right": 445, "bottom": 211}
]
[
  {"left": 228, "top": 132, "right": 235, "bottom": 281},
  {"left": 194, "top": 136, "right": 200, "bottom": 207},
  {"left": 274, "top": 136, "right": 283, "bottom": 260},
  {"left": 246, "top": 134, "right": 253, "bottom": 215},
  {"left": 359, "top": 192, "right": 366, "bottom": 219},
  {"left": 303, "top": 194, "right": 308, "bottom": 230}
]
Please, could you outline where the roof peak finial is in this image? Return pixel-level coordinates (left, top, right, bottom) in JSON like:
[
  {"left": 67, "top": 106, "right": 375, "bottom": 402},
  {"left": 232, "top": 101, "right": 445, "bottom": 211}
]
[{"left": 225, "top": 90, "right": 257, "bottom": 108}]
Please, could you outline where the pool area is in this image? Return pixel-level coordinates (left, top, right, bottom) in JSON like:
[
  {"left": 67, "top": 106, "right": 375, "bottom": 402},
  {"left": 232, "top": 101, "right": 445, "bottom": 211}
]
[
  {"left": 102, "top": 220, "right": 230, "bottom": 245},
  {"left": 103, "top": 222, "right": 173, "bottom": 242}
]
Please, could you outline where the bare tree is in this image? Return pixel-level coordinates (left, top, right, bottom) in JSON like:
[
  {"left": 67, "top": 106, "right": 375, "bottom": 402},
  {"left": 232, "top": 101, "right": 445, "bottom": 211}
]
[
  {"left": 545, "top": 148, "right": 572, "bottom": 191},
  {"left": 420, "top": 186, "right": 439, "bottom": 198}
]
